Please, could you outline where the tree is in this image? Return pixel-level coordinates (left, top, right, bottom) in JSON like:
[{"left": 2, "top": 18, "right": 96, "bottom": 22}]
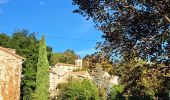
[
  {"left": 1, "top": 30, "right": 39, "bottom": 100},
  {"left": 83, "top": 52, "right": 113, "bottom": 74},
  {"left": 50, "top": 49, "right": 77, "bottom": 65},
  {"left": 112, "top": 58, "right": 164, "bottom": 98},
  {"left": 50, "top": 53, "right": 61, "bottom": 65},
  {"left": 73, "top": 0, "right": 170, "bottom": 97},
  {"left": 63, "top": 49, "right": 77, "bottom": 64},
  {"left": 0, "top": 30, "right": 53, "bottom": 99},
  {"left": 73, "top": 0, "right": 170, "bottom": 61},
  {"left": 0, "top": 33, "right": 11, "bottom": 47},
  {"left": 35, "top": 35, "right": 50, "bottom": 100},
  {"left": 57, "top": 78, "right": 100, "bottom": 100},
  {"left": 110, "top": 85, "right": 124, "bottom": 100}
]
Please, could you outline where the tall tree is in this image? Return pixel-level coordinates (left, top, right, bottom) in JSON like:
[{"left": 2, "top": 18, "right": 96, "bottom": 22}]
[
  {"left": 35, "top": 35, "right": 50, "bottom": 100},
  {"left": 73, "top": 0, "right": 170, "bottom": 97},
  {"left": 73, "top": 0, "right": 170, "bottom": 62},
  {"left": 0, "top": 30, "right": 52, "bottom": 99},
  {"left": 1, "top": 30, "right": 39, "bottom": 100}
]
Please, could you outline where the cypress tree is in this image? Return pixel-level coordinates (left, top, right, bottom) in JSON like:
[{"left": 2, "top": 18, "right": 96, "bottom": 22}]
[{"left": 35, "top": 35, "right": 49, "bottom": 100}]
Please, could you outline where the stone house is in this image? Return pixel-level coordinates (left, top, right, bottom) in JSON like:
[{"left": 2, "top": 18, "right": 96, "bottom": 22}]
[
  {"left": 49, "top": 59, "right": 92, "bottom": 98},
  {"left": 57, "top": 71, "right": 92, "bottom": 84},
  {"left": 0, "top": 46, "right": 25, "bottom": 100},
  {"left": 49, "top": 59, "right": 83, "bottom": 92},
  {"left": 49, "top": 63, "right": 82, "bottom": 93}
]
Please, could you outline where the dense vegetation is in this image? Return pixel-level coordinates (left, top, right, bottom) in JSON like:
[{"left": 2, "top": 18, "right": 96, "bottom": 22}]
[
  {"left": 0, "top": 30, "right": 78, "bottom": 99},
  {"left": 82, "top": 52, "right": 113, "bottom": 74},
  {"left": 0, "top": 30, "right": 46, "bottom": 99},
  {"left": 73, "top": 0, "right": 170, "bottom": 99},
  {"left": 50, "top": 49, "right": 77, "bottom": 65},
  {"left": 0, "top": 0, "right": 170, "bottom": 99},
  {"left": 57, "top": 78, "right": 100, "bottom": 100}
]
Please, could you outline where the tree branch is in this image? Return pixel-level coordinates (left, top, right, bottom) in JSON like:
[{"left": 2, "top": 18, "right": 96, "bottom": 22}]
[{"left": 164, "top": 15, "right": 170, "bottom": 23}]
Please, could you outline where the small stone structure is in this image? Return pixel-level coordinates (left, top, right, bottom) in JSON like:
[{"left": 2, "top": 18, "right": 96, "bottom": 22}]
[
  {"left": 49, "top": 58, "right": 92, "bottom": 98},
  {"left": 57, "top": 71, "right": 92, "bottom": 84},
  {"left": 49, "top": 63, "right": 83, "bottom": 92},
  {"left": 0, "top": 46, "right": 25, "bottom": 100}
]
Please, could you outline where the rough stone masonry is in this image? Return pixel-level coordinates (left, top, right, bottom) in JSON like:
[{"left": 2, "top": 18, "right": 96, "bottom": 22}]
[{"left": 0, "top": 46, "right": 25, "bottom": 100}]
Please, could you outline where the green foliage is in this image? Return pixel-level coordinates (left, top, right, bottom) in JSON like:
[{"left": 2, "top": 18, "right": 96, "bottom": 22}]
[
  {"left": 112, "top": 58, "right": 163, "bottom": 97},
  {"left": 0, "top": 33, "right": 11, "bottom": 47},
  {"left": 110, "top": 85, "right": 124, "bottom": 100},
  {"left": 73, "top": 0, "right": 170, "bottom": 97},
  {"left": 57, "top": 79, "right": 100, "bottom": 100},
  {"left": 98, "top": 87, "right": 107, "bottom": 100},
  {"left": 83, "top": 53, "right": 113, "bottom": 73},
  {"left": 50, "top": 49, "right": 77, "bottom": 65},
  {"left": 35, "top": 36, "right": 50, "bottom": 100},
  {"left": 73, "top": 0, "right": 170, "bottom": 61},
  {"left": 0, "top": 30, "right": 53, "bottom": 99},
  {"left": 0, "top": 30, "right": 40, "bottom": 99},
  {"left": 50, "top": 53, "right": 63, "bottom": 65},
  {"left": 63, "top": 49, "right": 77, "bottom": 64}
]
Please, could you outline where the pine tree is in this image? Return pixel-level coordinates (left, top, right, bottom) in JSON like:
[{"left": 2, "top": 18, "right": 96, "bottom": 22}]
[{"left": 35, "top": 35, "right": 49, "bottom": 100}]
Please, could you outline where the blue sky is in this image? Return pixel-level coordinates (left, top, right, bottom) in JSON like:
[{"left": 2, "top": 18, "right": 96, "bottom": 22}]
[{"left": 0, "top": 0, "right": 103, "bottom": 57}]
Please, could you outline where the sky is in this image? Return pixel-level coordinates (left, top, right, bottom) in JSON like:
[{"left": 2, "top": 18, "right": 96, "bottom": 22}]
[{"left": 0, "top": 0, "right": 103, "bottom": 57}]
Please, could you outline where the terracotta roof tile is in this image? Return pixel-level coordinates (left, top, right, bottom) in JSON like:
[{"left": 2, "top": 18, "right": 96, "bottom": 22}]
[{"left": 56, "top": 63, "right": 80, "bottom": 67}]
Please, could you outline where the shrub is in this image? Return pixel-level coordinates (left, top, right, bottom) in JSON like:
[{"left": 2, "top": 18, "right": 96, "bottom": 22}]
[{"left": 110, "top": 85, "right": 124, "bottom": 100}]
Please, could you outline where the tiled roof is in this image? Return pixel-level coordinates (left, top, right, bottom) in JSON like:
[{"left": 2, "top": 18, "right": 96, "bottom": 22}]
[
  {"left": 61, "top": 71, "right": 91, "bottom": 79},
  {"left": 56, "top": 63, "right": 80, "bottom": 67},
  {"left": 0, "top": 46, "right": 25, "bottom": 60}
]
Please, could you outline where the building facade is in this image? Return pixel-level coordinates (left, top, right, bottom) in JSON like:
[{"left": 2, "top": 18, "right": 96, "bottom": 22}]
[
  {"left": 0, "top": 46, "right": 25, "bottom": 100},
  {"left": 49, "top": 63, "right": 83, "bottom": 92},
  {"left": 49, "top": 59, "right": 89, "bottom": 98}
]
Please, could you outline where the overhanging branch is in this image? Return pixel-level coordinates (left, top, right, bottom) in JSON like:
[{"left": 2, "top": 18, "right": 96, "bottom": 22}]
[{"left": 164, "top": 15, "right": 170, "bottom": 23}]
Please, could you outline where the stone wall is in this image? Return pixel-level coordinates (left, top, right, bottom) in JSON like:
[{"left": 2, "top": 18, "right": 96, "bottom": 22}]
[
  {"left": 49, "top": 63, "right": 82, "bottom": 98},
  {"left": 0, "top": 48, "right": 23, "bottom": 100}
]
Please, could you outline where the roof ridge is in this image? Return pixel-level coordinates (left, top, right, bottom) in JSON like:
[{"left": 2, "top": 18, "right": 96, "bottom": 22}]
[{"left": 0, "top": 46, "right": 25, "bottom": 60}]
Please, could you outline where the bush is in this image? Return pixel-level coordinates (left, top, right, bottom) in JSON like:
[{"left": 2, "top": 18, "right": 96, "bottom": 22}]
[
  {"left": 57, "top": 79, "right": 100, "bottom": 100},
  {"left": 110, "top": 85, "right": 124, "bottom": 100}
]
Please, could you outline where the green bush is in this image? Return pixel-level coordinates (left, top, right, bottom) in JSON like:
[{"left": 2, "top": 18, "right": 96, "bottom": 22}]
[
  {"left": 110, "top": 85, "right": 124, "bottom": 100},
  {"left": 57, "top": 79, "right": 100, "bottom": 100}
]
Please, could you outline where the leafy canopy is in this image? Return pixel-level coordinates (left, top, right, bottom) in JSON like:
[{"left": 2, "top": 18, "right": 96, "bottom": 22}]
[
  {"left": 73, "top": 0, "right": 170, "bottom": 62},
  {"left": 57, "top": 79, "right": 100, "bottom": 100}
]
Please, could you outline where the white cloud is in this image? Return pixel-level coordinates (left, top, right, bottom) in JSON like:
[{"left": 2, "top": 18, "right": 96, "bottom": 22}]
[
  {"left": 39, "top": 1, "right": 44, "bottom": 6},
  {"left": 0, "top": 0, "right": 9, "bottom": 4},
  {"left": 76, "top": 48, "right": 95, "bottom": 57}
]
